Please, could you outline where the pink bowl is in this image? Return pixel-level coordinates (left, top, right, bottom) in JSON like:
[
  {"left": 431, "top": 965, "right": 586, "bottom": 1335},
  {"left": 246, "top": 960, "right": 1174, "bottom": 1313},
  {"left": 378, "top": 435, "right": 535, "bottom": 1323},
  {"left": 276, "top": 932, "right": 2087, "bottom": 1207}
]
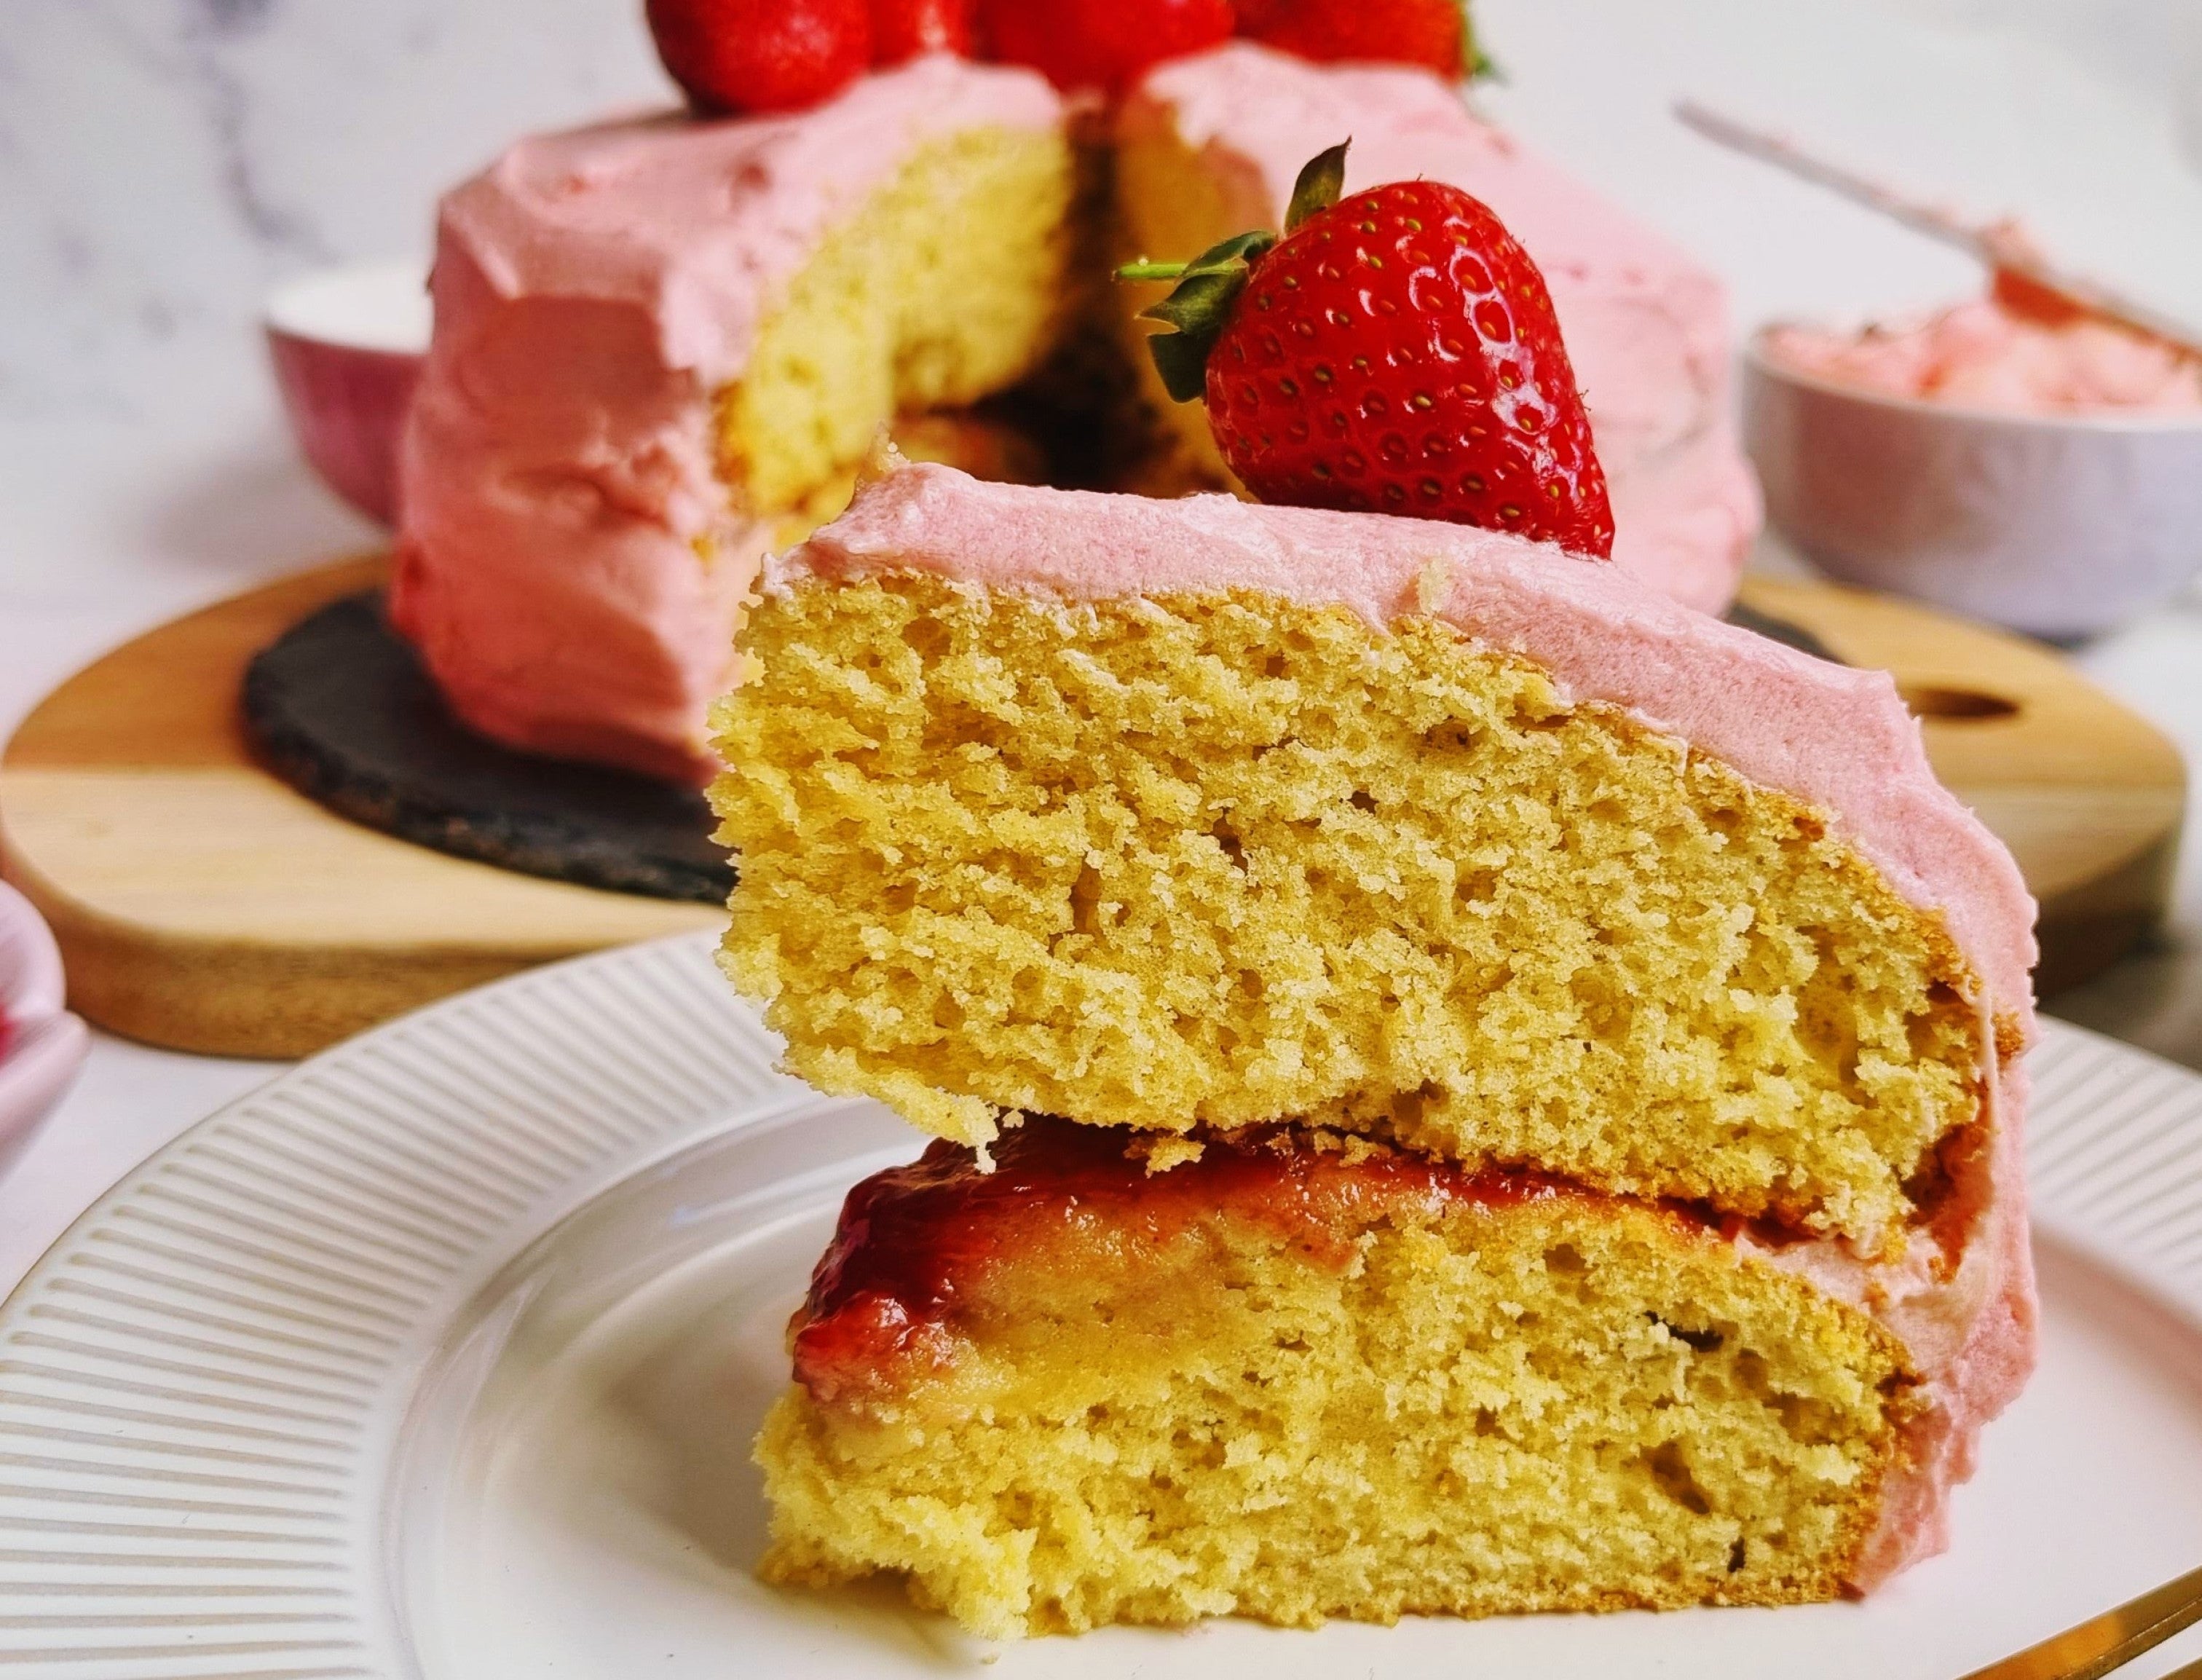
[
  {"left": 0, "top": 881, "right": 87, "bottom": 1178},
  {"left": 1745, "top": 331, "right": 2202, "bottom": 640},
  {"left": 265, "top": 261, "right": 430, "bottom": 527}
]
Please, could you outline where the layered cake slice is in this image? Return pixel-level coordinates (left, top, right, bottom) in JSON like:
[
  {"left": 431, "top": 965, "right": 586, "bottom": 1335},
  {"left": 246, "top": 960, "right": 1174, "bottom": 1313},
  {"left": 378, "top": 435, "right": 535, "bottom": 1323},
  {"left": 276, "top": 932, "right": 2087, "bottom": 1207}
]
[
  {"left": 717, "top": 125, "right": 2032, "bottom": 1636},
  {"left": 392, "top": 55, "right": 1076, "bottom": 781},
  {"left": 719, "top": 460, "right": 2036, "bottom": 1633}
]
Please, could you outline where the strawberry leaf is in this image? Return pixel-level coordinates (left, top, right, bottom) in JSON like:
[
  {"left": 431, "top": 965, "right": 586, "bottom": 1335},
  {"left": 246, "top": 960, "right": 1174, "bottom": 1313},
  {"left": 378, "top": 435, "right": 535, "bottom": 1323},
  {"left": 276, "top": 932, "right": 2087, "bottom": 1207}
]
[
  {"left": 1460, "top": 2, "right": 1504, "bottom": 82},
  {"left": 1285, "top": 141, "right": 1350, "bottom": 232},
  {"left": 1146, "top": 329, "right": 1219, "bottom": 406},
  {"left": 1121, "top": 229, "right": 1278, "bottom": 403}
]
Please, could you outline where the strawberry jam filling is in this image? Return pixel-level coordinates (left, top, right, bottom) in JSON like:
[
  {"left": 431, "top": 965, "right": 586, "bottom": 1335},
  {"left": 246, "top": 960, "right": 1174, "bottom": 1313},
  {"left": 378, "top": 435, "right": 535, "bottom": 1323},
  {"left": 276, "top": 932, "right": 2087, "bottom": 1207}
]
[{"left": 789, "top": 1116, "right": 1641, "bottom": 1403}]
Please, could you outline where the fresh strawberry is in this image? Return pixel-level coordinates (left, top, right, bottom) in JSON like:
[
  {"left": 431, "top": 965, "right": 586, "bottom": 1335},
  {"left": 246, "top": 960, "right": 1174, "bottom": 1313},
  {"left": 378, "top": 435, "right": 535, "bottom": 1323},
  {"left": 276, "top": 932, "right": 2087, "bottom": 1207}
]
[
  {"left": 872, "top": 0, "right": 975, "bottom": 63},
  {"left": 977, "top": 0, "right": 1235, "bottom": 94},
  {"left": 647, "top": 0, "right": 872, "bottom": 116},
  {"left": 1121, "top": 143, "right": 1614, "bottom": 554},
  {"left": 1239, "top": 0, "right": 1475, "bottom": 81}
]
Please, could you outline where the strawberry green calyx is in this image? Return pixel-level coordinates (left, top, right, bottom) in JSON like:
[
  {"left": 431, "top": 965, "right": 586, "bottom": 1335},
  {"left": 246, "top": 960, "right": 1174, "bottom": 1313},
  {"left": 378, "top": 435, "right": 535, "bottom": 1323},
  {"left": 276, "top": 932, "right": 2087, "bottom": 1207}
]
[
  {"left": 1284, "top": 140, "right": 1349, "bottom": 230},
  {"left": 1460, "top": 1, "right": 1502, "bottom": 82},
  {"left": 1121, "top": 232, "right": 1276, "bottom": 402},
  {"left": 1116, "top": 143, "right": 1349, "bottom": 404}
]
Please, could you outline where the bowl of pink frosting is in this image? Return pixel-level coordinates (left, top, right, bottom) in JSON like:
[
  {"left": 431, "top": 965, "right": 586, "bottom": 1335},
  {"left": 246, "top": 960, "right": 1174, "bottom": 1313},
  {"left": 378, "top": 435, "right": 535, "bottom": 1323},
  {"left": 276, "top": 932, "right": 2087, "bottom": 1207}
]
[
  {"left": 0, "top": 880, "right": 87, "bottom": 1179},
  {"left": 1746, "top": 294, "right": 2202, "bottom": 639},
  {"left": 265, "top": 260, "right": 430, "bottom": 528}
]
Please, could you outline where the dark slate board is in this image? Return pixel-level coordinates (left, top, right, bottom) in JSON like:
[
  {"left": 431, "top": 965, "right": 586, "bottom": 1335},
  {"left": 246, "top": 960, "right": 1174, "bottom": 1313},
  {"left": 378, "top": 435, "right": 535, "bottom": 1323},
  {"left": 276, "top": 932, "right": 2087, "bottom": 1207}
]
[
  {"left": 243, "top": 588, "right": 1836, "bottom": 904},
  {"left": 242, "top": 591, "right": 733, "bottom": 903},
  {"left": 1724, "top": 600, "right": 1838, "bottom": 663}
]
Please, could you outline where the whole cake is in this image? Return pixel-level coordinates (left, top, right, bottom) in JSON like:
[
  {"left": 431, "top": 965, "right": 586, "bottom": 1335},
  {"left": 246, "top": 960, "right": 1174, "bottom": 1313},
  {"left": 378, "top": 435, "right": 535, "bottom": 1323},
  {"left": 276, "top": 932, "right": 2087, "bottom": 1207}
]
[
  {"left": 716, "top": 460, "right": 2036, "bottom": 1635},
  {"left": 393, "top": 44, "right": 1760, "bottom": 782}
]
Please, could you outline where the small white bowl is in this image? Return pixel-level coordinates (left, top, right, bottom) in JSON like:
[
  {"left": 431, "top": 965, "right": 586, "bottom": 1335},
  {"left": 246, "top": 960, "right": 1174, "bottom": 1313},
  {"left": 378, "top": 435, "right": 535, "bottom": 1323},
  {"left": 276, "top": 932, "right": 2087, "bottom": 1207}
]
[
  {"left": 0, "top": 881, "right": 88, "bottom": 1177},
  {"left": 264, "top": 259, "right": 431, "bottom": 527},
  {"left": 1744, "top": 333, "right": 2202, "bottom": 640}
]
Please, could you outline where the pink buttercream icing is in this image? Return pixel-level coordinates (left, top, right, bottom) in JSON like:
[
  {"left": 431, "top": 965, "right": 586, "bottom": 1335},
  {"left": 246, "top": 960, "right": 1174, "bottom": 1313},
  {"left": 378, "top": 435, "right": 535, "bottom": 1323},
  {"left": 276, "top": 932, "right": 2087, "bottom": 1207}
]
[
  {"left": 391, "top": 55, "right": 1065, "bottom": 781},
  {"left": 1124, "top": 43, "right": 1763, "bottom": 614},
  {"left": 1766, "top": 296, "right": 2202, "bottom": 417},
  {"left": 771, "top": 462, "right": 2040, "bottom": 1588}
]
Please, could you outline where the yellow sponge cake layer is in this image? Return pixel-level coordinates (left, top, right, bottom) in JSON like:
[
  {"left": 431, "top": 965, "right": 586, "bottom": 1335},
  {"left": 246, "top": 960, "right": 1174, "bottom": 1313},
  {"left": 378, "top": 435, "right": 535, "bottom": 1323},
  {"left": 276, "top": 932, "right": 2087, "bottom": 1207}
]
[
  {"left": 720, "top": 125, "right": 1076, "bottom": 521},
  {"left": 757, "top": 1121, "right": 1915, "bottom": 1638},
  {"left": 715, "top": 570, "right": 1981, "bottom": 1251}
]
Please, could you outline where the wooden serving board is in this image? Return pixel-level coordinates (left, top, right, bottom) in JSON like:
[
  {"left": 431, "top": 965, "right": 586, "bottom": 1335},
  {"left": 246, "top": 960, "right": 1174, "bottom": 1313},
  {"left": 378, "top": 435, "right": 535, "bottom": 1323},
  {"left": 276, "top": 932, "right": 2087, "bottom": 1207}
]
[
  {"left": 1743, "top": 575, "right": 2185, "bottom": 999},
  {"left": 0, "top": 559, "right": 2184, "bottom": 1058},
  {"left": 0, "top": 559, "right": 717, "bottom": 1059}
]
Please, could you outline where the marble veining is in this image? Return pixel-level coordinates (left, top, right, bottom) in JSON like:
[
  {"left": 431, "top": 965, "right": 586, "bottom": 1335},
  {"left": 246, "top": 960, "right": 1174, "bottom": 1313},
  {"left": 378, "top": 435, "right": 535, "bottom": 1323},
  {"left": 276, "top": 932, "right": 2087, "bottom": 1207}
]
[
  {"left": 0, "top": 0, "right": 669, "bottom": 435},
  {"left": 181, "top": 0, "right": 334, "bottom": 265}
]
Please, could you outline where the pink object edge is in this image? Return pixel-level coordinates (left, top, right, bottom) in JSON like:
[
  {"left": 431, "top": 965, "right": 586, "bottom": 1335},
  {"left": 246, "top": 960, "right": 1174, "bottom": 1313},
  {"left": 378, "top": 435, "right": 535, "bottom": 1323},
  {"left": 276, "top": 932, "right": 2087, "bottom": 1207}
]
[
  {"left": 0, "top": 882, "right": 88, "bottom": 1180},
  {"left": 267, "top": 327, "right": 423, "bottom": 529}
]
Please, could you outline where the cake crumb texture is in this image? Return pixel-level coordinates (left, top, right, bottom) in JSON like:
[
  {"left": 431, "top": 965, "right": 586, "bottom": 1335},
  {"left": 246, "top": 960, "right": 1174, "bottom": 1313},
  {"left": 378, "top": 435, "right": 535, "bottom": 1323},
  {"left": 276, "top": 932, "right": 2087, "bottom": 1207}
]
[
  {"left": 713, "top": 575, "right": 1983, "bottom": 1251},
  {"left": 717, "top": 127, "right": 1077, "bottom": 523},
  {"left": 755, "top": 1188, "right": 1911, "bottom": 1638}
]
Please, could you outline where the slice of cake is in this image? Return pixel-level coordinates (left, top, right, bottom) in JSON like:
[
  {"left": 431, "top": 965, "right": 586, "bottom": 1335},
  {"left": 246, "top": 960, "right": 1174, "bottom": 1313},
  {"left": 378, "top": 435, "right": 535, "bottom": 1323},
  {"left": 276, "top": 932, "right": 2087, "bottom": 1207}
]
[
  {"left": 714, "top": 463, "right": 2032, "bottom": 1258},
  {"left": 757, "top": 1114, "right": 2028, "bottom": 1636},
  {"left": 722, "top": 461, "right": 2037, "bottom": 1633},
  {"left": 392, "top": 55, "right": 1075, "bottom": 781},
  {"left": 1116, "top": 42, "right": 1761, "bottom": 612}
]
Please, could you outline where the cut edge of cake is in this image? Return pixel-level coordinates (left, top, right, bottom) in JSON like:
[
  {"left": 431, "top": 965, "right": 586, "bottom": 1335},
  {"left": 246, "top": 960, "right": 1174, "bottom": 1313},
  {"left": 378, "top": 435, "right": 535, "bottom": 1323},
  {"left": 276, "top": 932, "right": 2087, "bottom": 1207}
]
[{"left": 753, "top": 1116, "right": 2020, "bottom": 1636}]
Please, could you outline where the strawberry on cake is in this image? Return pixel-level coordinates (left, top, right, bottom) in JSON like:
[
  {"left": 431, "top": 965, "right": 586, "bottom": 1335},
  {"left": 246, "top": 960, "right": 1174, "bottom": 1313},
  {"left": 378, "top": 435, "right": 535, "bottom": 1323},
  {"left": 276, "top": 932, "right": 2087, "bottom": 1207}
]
[
  {"left": 719, "top": 154, "right": 2035, "bottom": 1636},
  {"left": 1118, "top": 42, "right": 1761, "bottom": 612}
]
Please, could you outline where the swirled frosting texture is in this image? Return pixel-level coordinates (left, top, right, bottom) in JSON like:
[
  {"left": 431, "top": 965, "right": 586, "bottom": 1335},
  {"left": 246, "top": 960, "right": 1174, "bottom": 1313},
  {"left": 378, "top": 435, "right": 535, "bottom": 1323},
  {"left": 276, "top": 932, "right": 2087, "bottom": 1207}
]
[
  {"left": 1124, "top": 42, "right": 1761, "bottom": 615},
  {"left": 1767, "top": 297, "right": 2202, "bottom": 416},
  {"left": 771, "top": 462, "right": 2039, "bottom": 1585},
  {"left": 390, "top": 56, "right": 1064, "bottom": 781}
]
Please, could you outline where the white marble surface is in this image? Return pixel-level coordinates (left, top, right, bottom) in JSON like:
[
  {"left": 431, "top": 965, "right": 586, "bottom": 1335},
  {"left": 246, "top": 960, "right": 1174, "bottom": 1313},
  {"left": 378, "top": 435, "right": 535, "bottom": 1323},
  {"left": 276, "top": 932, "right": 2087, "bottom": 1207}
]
[{"left": 1, "top": 0, "right": 2201, "bottom": 1298}]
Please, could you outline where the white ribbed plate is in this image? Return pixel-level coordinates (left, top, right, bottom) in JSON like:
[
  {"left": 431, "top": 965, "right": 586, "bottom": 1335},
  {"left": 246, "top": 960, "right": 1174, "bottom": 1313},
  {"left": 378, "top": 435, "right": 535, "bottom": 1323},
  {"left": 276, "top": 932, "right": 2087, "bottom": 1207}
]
[{"left": 1, "top": 932, "right": 2200, "bottom": 1680}]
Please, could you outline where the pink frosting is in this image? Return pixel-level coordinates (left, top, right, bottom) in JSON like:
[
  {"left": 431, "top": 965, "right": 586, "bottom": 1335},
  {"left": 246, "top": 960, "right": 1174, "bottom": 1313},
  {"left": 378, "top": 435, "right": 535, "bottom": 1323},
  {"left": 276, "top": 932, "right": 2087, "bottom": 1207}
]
[
  {"left": 391, "top": 56, "right": 1065, "bottom": 781},
  {"left": 773, "top": 462, "right": 2040, "bottom": 1585},
  {"left": 1766, "top": 297, "right": 2202, "bottom": 417},
  {"left": 1124, "top": 43, "right": 1762, "bottom": 614}
]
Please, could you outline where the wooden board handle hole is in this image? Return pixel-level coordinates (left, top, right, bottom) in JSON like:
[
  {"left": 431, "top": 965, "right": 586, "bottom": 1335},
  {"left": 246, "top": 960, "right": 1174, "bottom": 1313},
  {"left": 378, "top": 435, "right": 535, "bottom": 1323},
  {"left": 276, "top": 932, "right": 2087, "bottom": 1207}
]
[{"left": 1901, "top": 685, "right": 2022, "bottom": 721}]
